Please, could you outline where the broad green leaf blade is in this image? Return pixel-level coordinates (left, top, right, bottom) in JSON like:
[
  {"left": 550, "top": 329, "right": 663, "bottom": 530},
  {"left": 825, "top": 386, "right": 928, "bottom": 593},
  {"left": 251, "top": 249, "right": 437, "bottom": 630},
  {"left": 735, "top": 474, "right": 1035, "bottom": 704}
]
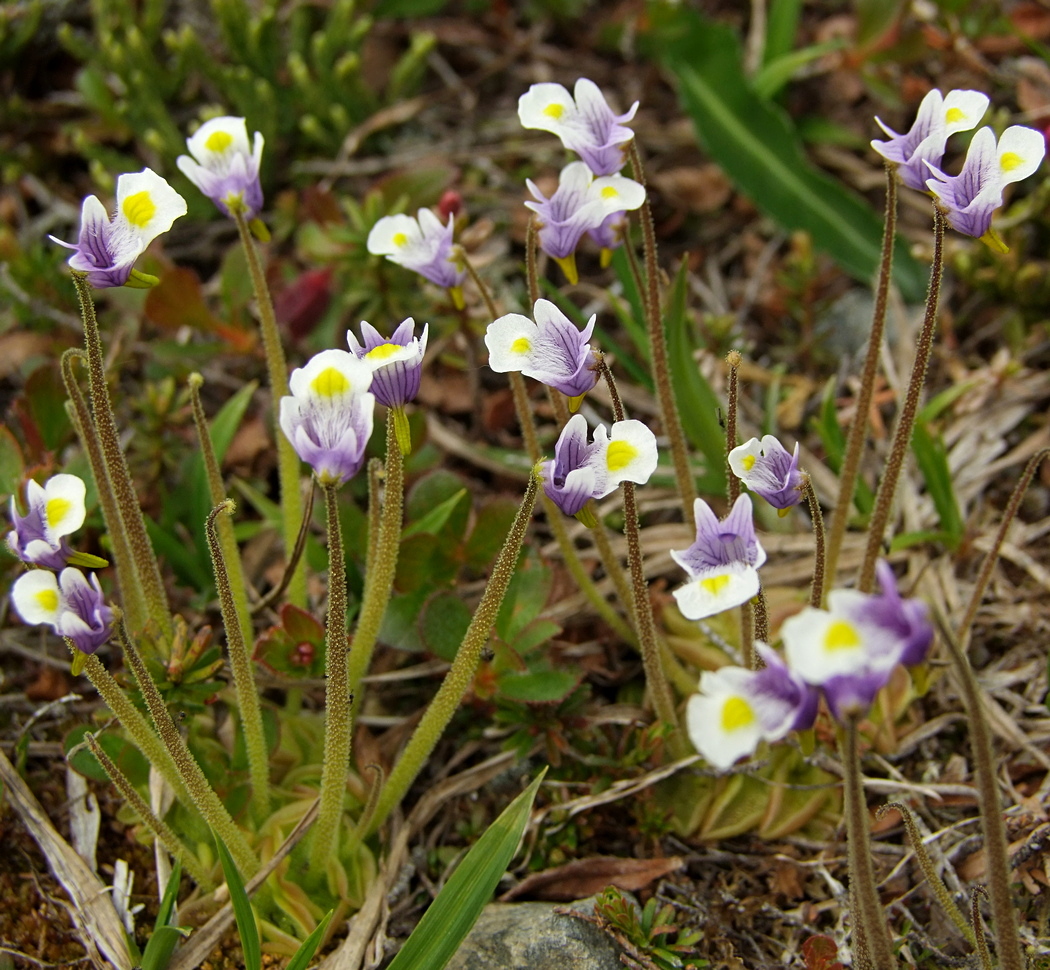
[
  {"left": 645, "top": 6, "right": 926, "bottom": 302},
  {"left": 285, "top": 910, "right": 334, "bottom": 970},
  {"left": 664, "top": 258, "right": 727, "bottom": 495},
  {"left": 386, "top": 770, "right": 547, "bottom": 970},
  {"left": 214, "top": 837, "right": 261, "bottom": 970}
]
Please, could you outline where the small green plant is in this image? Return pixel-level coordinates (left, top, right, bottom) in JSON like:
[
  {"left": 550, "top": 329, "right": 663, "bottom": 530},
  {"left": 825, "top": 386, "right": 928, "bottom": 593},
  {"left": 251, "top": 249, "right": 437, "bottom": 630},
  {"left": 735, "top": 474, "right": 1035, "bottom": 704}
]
[{"left": 592, "top": 886, "right": 705, "bottom": 970}]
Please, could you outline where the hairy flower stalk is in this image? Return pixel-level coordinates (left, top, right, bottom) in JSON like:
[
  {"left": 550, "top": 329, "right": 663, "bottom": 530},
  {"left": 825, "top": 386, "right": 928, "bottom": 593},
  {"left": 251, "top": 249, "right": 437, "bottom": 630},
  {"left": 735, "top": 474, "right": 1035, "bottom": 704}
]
[
  {"left": 346, "top": 419, "right": 404, "bottom": 700},
  {"left": 232, "top": 208, "right": 306, "bottom": 608},
  {"left": 939, "top": 622, "right": 1025, "bottom": 970},
  {"left": 85, "top": 732, "right": 212, "bottom": 889},
  {"left": 61, "top": 350, "right": 147, "bottom": 630},
  {"left": 190, "top": 375, "right": 253, "bottom": 655},
  {"left": 310, "top": 482, "right": 353, "bottom": 870},
  {"left": 81, "top": 654, "right": 193, "bottom": 814},
  {"left": 801, "top": 475, "right": 827, "bottom": 609},
  {"left": 598, "top": 357, "right": 681, "bottom": 743},
  {"left": 825, "top": 166, "right": 897, "bottom": 594},
  {"left": 72, "top": 273, "right": 172, "bottom": 640},
  {"left": 115, "top": 616, "right": 258, "bottom": 877},
  {"left": 858, "top": 207, "right": 945, "bottom": 592},
  {"left": 364, "top": 472, "right": 540, "bottom": 836},
  {"left": 725, "top": 351, "right": 742, "bottom": 505},
  {"left": 628, "top": 140, "right": 696, "bottom": 530},
  {"left": 205, "top": 502, "right": 270, "bottom": 818},
  {"left": 840, "top": 717, "right": 895, "bottom": 969}
]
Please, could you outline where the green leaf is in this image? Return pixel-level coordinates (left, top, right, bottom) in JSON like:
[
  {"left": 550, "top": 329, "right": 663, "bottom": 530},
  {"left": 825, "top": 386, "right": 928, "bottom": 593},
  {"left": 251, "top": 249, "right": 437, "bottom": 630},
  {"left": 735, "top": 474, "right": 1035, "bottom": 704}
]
[
  {"left": 285, "top": 911, "right": 334, "bottom": 970},
  {"left": 386, "top": 770, "right": 547, "bottom": 970},
  {"left": 763, "top": 0, "right": 803, "bottom": 66},
  {"left": 139, "top": 925, "right": 187, "bottom": 970},
  {"left": 645, "top": 6, "right": 926, "bottom": 302},
  {"left": 664, "top": 258, "right": 727, "bottom": 494},
  {"left": 140, "top": 861, "right": 185, "bottom": 970},
  {"left": 752, "top": 40, "right": 846, "bottom": 100},
  {"left": 911, "top": 422, "right": 964, "bottom": 550},
  {"left": 0, "top": 426, "right": 24, "bottom": 502},
  {"left": 494, "top": 552, "right": 550, "bottom": 643},
  {"left": 464, "top": 497, "right": 519, "bottom": 573},
  {"left": 403, "top": 488, "right": 469, "bottom": 540},
  {"left": 498, "top": 669, "right": 580, "bottom": 703},
  {"left": 420, "top": 592, "right": 473, "bottom": 661},
  {"left": 64, "top": 726, "right": 150, "bottom": 787},
  {"left": 214, "top": 836, "right": 260, "bottom": 970}
]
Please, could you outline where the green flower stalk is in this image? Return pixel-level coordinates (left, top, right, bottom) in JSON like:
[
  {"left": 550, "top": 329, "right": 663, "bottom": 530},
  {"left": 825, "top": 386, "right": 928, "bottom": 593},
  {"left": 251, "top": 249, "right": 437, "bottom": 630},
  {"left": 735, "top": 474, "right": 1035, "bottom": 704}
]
[
  {"left": 232, "top": 208, "right": 306, "bottom": 608},
  {"left": 85, "top": 732, "right": 213, "bottom": 889},
  {"left": 61, "top": 349, "right": 148, "bottom": 633},
  {"left": 801, "top": 474, "right": 827, "bottom": 610},
  {"left": 116, "top": 614, "right": 258, "bottom": 878},
  {"left": 71, "top": 272, "right": 172, "bottom": 640},
  {"left": 310, "top": 482, "right": 353, "bottom": 871},
  {"left": 364, "top": 472, "right": 540, "bottom": 836},
  {"left": 347, "top": 419, "right": 405, "bottom": 700},
  {"left": 205, "top": 502, "right": 271, "bottom": 818}
]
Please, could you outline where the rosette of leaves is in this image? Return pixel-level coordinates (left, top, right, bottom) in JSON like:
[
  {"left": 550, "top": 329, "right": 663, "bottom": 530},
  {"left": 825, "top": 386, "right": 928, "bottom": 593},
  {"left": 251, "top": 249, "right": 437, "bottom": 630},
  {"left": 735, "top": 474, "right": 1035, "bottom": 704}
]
[{"left": 253, "top": 603, "right": 328, "bottom": 680}]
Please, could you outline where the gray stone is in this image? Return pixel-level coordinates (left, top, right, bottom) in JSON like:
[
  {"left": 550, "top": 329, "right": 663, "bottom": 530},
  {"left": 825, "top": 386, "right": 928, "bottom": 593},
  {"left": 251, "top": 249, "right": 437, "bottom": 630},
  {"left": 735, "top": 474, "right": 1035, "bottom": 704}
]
[{"left": 446, "top": 899, "right": 625, "bottom": 970}]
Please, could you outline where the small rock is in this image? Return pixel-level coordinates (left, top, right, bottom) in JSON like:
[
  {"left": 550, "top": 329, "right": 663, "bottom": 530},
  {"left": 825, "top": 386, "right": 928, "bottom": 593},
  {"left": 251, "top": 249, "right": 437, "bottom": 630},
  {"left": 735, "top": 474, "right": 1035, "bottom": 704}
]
[{"left": 446, "top": 899, "right": 624, "bottom": 970}]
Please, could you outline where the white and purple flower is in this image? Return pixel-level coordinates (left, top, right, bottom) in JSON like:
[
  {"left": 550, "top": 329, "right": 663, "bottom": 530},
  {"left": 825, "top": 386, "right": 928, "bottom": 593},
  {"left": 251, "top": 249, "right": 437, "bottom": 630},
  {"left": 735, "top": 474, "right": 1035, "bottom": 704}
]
[
  {"left": 871, "top": 88, "right": 989, "bottom": 192},
  {"left": 176, "top": 116, "right": 265, "bottom": 220},
  {"left": 518, "top": 78, "right": 639, "bottom": 177},
  {"left": 729, "top": 436, "right": 803, "bottom": 512},
  {"left": 671, "top": 495, "right": 766, "bottom": 621},
  {"left": 7, "top": 474, "right": 87, "bottom": 570},
  {"left": 366, "top": 209, "right": 467, "bottom": 305},
  {"left": 540, "top": 414, "right": 658, "bottom": 522},
  {"left": 782, "top": 561, "right": 933, "bottom": 721},
  {"left": 686, "top": 644, "right": 818, "bottom": 769},
  {"left": 347, "top": 318, "right": 428, "bottom": 410},
  {"left": 524, "top": 162, "right": 645, "bottom": 283},
  {"left": 925, "top": 124, "right": 1045, "bottom": 240},
  {"left": 279, "top": 349, "right": 376, "bottom": 486},
  {"left": 11, "top": 567, "right": 114, "bottom": 655},
  {"left": 485, "top": 298, "right": 599, "bottom": 406},
  {"left": 49, "top": 169, "right": 187, "bottom": 288}
]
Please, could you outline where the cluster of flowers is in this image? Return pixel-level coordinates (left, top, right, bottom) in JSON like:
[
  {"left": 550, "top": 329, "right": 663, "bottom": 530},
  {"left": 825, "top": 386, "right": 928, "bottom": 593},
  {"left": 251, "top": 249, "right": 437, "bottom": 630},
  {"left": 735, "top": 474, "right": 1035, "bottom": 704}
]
[
  {"left": 670, "top": 434, "right": 933, "bottom": 767},
  {"left": 871, "top": 87, "right": 1045, "bottom": 240},
  {"left": 7, "top": 475, "right": 113, "bottom": 656},
  {"left": 363, "top": 78, "right": 646, "bottom": 301}
]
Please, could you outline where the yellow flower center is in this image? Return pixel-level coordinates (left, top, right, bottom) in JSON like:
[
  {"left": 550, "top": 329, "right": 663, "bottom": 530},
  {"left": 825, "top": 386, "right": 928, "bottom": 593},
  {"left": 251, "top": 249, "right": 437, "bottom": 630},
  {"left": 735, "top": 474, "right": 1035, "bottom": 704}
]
[
  {"left": 824, "top": 619, "right": 861, "bottom": 652},
  {"left": 310, "top": 367, "right": 350, "bottom": 397},
  {"left": 1000, "top": 151, "right": 1023, "bottom": 173},
  {"left": 205, "top": 130, "right": 234, "bottom": 153},
  {"left": 543, "top": 103, "right": 564, "bottom": 120},
  {"left": 600, "top": 186, "right": 619, "bottom": 200},
  {"left": 700, "top": 573, "right": 731, "bottom": 595},
  {"left": 365, "top": 343, "right": 400, "bottom": 360},
  {"left": 46, "top": 497, "right": 72, "bottom": 529},
  {"left": 944, "top": 107, "right": 965, "bottom": 124},
  {"left": 35, "top": 588, "right": 59, "bottom": 613},
  {"left": 606, "top": 440, "right": 638, "bottom": 472},
  {"left": 392, "top": 232, "right": 408, "bottom": 247},
  {"left": 741, "top": 453, "right": 756, "bottom": 471},
  {"left": 721, "top": 696, "right": 755, "bottom": 732},
  {"left": 511, "top": 337, "right": 531, "bottom": 354},
  {"left": 122, "top": 191, "right": 156, "bottom": 229}
]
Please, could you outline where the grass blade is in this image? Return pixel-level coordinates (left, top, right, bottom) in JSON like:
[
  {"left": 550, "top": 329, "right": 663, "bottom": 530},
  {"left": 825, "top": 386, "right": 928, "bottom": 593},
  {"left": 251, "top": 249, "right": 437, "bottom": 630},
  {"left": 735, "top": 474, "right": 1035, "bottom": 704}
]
[
  {"left": 386, "top": 769, "right": 546, "bottom": 970},
  {"left": 214, "top": 837, "right": 260, "bottom": 970},
  {"left": 284, "top": 911, "right": 334, "bottom": 970}
]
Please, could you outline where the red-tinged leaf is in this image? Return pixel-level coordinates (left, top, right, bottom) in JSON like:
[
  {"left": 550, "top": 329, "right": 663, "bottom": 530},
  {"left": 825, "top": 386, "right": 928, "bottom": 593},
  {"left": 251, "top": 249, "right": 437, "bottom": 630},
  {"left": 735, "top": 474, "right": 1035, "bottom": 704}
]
[
  {"left": 145, "top": 266, "right": 255, "bottom": 351},
  {"left": 499, "top": 856, "right": 685, "bottom": 902},
  {"left": 280, "top": 603, "right": 325, "bottom": 644},
  {"left": 274, "top": 266, "right": 334, "bottom": 342},
  {"left": 801, "top": 935, "right": 844, "bottom": 970}
]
